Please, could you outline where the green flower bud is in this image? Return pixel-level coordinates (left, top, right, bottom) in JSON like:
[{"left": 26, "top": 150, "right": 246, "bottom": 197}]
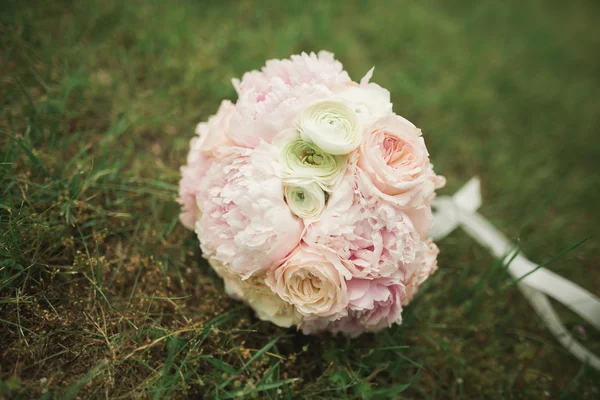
[{"left": 285, "top": 182, "right": 326, "bottom": 220}]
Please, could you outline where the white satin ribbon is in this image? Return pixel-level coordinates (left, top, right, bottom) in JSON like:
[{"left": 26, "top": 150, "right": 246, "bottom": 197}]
[{"left": 431, "top": 177, "right": 600, "bottom": 370}]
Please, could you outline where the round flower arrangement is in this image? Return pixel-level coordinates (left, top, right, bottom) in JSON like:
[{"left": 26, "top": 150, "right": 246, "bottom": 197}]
[{"left": 179, "top": 51, "right": 445, "bottom": 336}]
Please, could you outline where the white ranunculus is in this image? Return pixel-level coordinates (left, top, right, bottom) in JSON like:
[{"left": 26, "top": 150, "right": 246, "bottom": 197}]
[
  {"left": 295, "top": 100, "right": 361, "bottom": 155},
  {"left": 274, "top": 129, "right": 347, "bottom": 190},
  {"left": 284, "top": 182, "right": 326, "bottom": 220}
]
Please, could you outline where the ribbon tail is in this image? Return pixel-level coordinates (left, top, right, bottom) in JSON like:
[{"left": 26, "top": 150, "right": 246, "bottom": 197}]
[
  {"left": 520, "top": 283, "right": 600, "bottom": 370},
  {"left": 455, "top": 206, "right": 600, "bottom": 331},
  {"left": 432, "top": 177, "right": 600, "bottom": 371}
]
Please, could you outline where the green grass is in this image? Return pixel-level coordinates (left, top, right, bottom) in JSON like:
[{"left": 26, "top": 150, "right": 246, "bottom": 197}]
[{"left": 1, "top": 0, "right": 600, "bottom": 398}]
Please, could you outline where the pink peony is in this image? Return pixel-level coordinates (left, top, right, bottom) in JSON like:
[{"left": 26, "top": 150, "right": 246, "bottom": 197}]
[
  {"left": 228, "top": 51, "right": 351, "bottom": 148},
  {"left": 402, "top": 240, "right": 440, "bottom": 306},
  {"left": 194, "top": 100, "right": 236, "bottom": 154},
  {"left": 304, "top": 170, "right": 421, "bottom": 279},
  {"left": 178, "top": 100, "right": 236, "bottom": 229},
  {"left": 232, "top": 51, "right": 351, "bottom": 98},
  {"left": 358, "top": 115, "right": 445, "bottom": 209},
  {"left": 229, "top": 83, "right": 331, "bottom": 148},
  {"left": 178, "top": 151, "right": 209, "bottom": 229},
  {"left": 195, "top": 147, "right": 303, "bottom": 279}
]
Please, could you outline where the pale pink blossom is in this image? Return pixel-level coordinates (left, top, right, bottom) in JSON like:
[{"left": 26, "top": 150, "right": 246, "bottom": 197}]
[
  {"left": 178, "top": 100, "right": 236, "bottom": 229},
  {"left": 229, "top": 51, "right": 351, "bottom": 148},
  {"left": 194, "top": 100, "right": 236, "bottom": 154},
  {"left": 358, "top": 115, "right": 445, "bottom": 209},
  {"left": 402, "top": 240, "right": 440, "bottom": 306},
  {"left": 195, "top": 147, "right": 303, "bottom": 279},
  {"left": 404, "top": 203, "right": 435, "bottom": 240},
  {"left": 301, "top": 273, "right": 405, "bottom": 336},
  {"left": 232, "top": 51, "right": 351, "bottom": 98},
  {"left": 178, "top": 151, "right": 209, "bottom": 229},
  {"left": 266, "top": 245, "right": 349, "bottom": 320},
  {"left": 305, "top": 170, "right": 421, "bottom": 279},
  {"left": 229, "top": 83, "right": 331, "bottom": 147}
]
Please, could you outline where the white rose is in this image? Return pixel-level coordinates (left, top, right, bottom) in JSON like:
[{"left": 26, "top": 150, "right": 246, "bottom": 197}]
[
  {"left": 335, "top": 68, "right": 393, "bottom": 125},
  {"left": 295, "top": 100, "right": 361, "bottom": 155},
  {"left": 266, "top": 246, "right": 349, "bottom": 320},
  {"left": 243, "top": 277, "right": 303, "bottom": 328},
  {"left": 207, "top": 257, "right": 245, "bottom": 300},
  {"left": 208, "top": 258, "right": 302, "bottom": 328},
  {"left": 284, "top": 182, "right": 326, "bottom": 220}
]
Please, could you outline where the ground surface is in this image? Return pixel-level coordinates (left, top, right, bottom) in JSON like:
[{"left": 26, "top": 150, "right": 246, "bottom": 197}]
[{"left": 1, "top": 0, "right": 599, "bottom": 398}]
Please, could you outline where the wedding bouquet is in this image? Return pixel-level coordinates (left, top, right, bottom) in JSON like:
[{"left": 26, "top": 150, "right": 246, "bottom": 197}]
[{"left": 178, "top": 51, "right": 445, "bottom": 336}]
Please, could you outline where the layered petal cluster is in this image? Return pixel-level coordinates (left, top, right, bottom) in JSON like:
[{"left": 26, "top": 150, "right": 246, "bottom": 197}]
[
  {"left": 301, "top": 273, "right": 405, "bottom": 336},
  {"left": 195, "top": 147, "right": 303, "bottom": 279},
  {"left": 229, "top": 51, "right": 351, "bottom": 148},
  {"left": 178, "top": 51, "right": 444, "bottom": 336},
  {"left": 304, "top": 171, "right": 421, "bottom": 280},
  {"left": 178, "top": 100, "right": 235, "bottom": 229}
]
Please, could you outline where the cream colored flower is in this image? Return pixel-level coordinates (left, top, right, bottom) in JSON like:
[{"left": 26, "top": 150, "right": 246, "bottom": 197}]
[
  {"left": 295, "top": 100, "right": 361, "bottom": 155},
  {"left": 208, "top": 258, "right": 302, "bottom": 328},
  {"left": 358, "top": 115, "right": 444, "bottom": 208},
  {"left": 284, "top": 182, "right": 326, "bottom": 220},
  {"left": 335, "top": 68, "right": 393, "bottom": 125},
  {"left": 243, "top": 276, "right": 303, "bottom": 328},
  {"left": 275, "top": 129, "right": 347, "bottom": 190},
  {"left": 266, "top": 246, "right": 349, "bottom": 320}
]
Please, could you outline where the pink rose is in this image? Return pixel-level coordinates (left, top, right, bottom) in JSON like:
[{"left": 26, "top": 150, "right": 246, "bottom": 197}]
[
  {"left": 358, "top": 115, "right": 444, "bottom": 208},
  {"left": 196, "top": 147, "right": 303, "bottom": 279},
  {"left": 266, "top": 245, "right": 349, "bottom": 320},
  {"left": 177, "top": 100, "right": 236, "bottom": 229}
]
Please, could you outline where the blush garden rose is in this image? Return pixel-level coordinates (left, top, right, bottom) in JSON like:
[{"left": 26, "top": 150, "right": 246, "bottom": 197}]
[
  {"left": 266, "top": 245, "right": 349, "bottom": 320},
  {"left": 178, "top": 51, "right": 444, "bottom": 336}
]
